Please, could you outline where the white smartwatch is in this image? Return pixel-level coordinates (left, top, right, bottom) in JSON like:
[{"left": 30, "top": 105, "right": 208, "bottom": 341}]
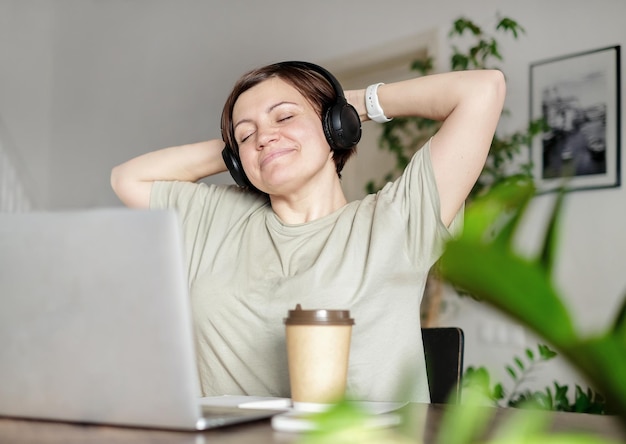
[{"left": 365, "top": 83, "right": 392, "bottom": 123}]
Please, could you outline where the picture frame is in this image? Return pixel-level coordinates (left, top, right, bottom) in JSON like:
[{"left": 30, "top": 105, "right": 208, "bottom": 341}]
[{"left": 529, "top": 45, "right": 621, "bottom": 193}]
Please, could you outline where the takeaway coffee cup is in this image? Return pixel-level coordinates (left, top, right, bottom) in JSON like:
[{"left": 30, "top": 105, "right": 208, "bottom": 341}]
[{"left": 284, "top": 304, "right": 355, "bottom": 411}]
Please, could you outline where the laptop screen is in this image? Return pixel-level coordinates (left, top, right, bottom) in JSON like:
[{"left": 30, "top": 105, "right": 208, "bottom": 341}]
[{"left": 0, "top": 209, "right": 210, "bottom": 429}]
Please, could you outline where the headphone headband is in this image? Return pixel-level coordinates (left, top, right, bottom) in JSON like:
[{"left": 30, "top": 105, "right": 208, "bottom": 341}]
[{"left": 277, "top": 61, "right": 347, "bottom": 100}]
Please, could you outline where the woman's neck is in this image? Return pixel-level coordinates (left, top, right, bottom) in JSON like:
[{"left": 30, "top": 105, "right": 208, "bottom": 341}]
[{"left": 269, "top": 177, "right": 347, "bottom": 224}]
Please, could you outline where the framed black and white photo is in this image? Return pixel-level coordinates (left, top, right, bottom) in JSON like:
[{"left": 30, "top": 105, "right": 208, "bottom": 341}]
[{"left": 530, "top": 46, "right": 621, "bottom": 193}]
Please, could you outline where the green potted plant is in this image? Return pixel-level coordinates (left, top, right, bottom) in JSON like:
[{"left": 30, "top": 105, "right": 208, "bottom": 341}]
[
  {"left": 439, "top": 176, "right": 626, "bottom": 424},
  {"left": 365, "top": 15, "right": 546, "bottom": 328},
  {"left": 366, "top": 16, "right": 546, "bottom": 200},
  {"left": 464, "top": 343, "right": 606, "bottom": 414}
]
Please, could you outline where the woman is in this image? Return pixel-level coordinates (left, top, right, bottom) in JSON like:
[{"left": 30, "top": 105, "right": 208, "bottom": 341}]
[{"left": 111, "top": 61, "right": 505, "bottom": 402}]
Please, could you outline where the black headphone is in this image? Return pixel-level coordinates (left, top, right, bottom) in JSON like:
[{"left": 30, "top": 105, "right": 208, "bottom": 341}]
[{"left": 221, "top": 61, "right": 362, "bottom": 188}]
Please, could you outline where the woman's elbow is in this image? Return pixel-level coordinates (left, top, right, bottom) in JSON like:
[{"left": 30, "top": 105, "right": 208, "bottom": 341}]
[
  {"left": 110, "top": 164, "right": 126, "bottom": 200},
  {"left": 110, "top": 164, "right": 151, "bottom": 209},
  {"left": 486, "top": 69, "right": 507, "bottom": 109}
]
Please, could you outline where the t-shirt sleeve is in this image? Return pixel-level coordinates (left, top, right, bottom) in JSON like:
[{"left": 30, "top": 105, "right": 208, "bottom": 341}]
[
  {"left": 149, "top": 180, "right": 267, "bottom": 281},
  {"left": 380, "top": 139, "right": 464, "bottom": 268},
  {"left": 150, "top": 180, "right": 264, "bottom": 228}
]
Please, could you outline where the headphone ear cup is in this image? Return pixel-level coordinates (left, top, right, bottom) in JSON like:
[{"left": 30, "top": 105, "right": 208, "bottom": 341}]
[
  {"left": 221, "top": 146, "right": 253, "bottom": 188},
  {"left": 323, "top": 99, "right": 362, "bottom": 150}
]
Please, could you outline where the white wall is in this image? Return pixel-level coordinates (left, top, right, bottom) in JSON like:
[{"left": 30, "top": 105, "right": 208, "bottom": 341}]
[
  {"left": 2, "top": 0, "right": 625, "bottom": 398},
  {"left": 442, "top": 1, "right": 626, "bottom": 395},
  {"left": 0, "top": 1, "right": 54, "bottom": 209}
]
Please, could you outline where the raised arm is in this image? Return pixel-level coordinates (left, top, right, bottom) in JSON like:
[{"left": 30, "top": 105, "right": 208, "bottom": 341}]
[
  {"left": 110, "top": 139, "right": 227, "bottom": 208},
  {"left": 346, "top": 69, "right": 506, "bottom": 226}
]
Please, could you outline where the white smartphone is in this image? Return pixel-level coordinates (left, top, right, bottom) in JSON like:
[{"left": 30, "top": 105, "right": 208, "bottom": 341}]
[{"left": 271, "top": 409, "right": 402, "bottom": 433}]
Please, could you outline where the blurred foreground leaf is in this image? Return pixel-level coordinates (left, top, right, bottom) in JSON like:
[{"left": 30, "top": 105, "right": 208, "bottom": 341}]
[
  {"left": 440, "top": 177, "right": 577, "bottom": 346},
  {"left": 440, "top": 177, "right": 626, "bottom": 424}
]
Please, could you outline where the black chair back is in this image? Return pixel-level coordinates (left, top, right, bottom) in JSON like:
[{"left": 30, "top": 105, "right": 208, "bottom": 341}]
[{"left": 422, "top": 327, "right": 465, "bottom": 404}]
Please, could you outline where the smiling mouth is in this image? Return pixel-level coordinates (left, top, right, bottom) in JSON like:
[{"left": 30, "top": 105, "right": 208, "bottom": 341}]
[{"left": 260, "top": 148, "right": 296, "bottom": 168}]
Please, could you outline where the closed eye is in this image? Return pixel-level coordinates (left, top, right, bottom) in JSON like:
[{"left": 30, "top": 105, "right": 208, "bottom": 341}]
[{"left": 239, "top": 131, "right": 255, "bottom": 144}]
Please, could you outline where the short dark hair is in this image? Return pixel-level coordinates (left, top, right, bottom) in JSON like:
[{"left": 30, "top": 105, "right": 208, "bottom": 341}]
[{"left": 220, "top": 62, "right": 357, "bottom": 179}]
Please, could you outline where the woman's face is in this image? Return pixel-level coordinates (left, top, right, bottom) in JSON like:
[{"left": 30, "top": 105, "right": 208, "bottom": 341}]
[{"left": 232, "top": 77, "right": 335, "bottom": 195}]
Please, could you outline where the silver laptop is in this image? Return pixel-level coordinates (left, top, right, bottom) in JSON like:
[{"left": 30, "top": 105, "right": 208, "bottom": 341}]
[{"left": 0, "top": 208, "right": 277, "bottom": 430}]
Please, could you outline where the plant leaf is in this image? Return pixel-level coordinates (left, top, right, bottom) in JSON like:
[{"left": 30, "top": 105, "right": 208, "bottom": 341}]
[
  {"left": 435, "top": 387, "right": 493, "bottom": 444},
  {"left": 458, "top": 175, "right": 535, "bottom": 246},
  {"left": 493, "top": 382, "right": 505, "bottom": 400},
  {"left": 538, "top": 344, "right": 557, "bottom": 360},
  {"left": 440, "top": 179, "right": 578, "bottom": 348},
  {"left": 506, "top": 365, "right": 517, "bottom": 380},
  {"left": 440, "top": 239, "right": 576, "bottom": 346},
  {"left": 490, "top": 408, "right": 550, "bottom": 442},
  {"left": 539, "top": 188, "right": 566, "bottom": 275},
  {"left": 611, "top": 288, "right": 626, "bottom": 339},
  {"left": 562, "top": 335, "right": 626, "bottom": 419},
  {"left": 496, "top": 17, "right": 526, "bottom": 39}
]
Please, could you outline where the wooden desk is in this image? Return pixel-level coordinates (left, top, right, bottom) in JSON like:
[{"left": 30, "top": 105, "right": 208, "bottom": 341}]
[{"left": 1, "top": 404, "right": 624, "bottom": 444}]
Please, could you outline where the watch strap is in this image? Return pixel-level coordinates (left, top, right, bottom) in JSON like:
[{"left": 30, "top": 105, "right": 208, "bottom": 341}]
[{"left": 365, "top": 83, "right": 392, "bottom": 123}]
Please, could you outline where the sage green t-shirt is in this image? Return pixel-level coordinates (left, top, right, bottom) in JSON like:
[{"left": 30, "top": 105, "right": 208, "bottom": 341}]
[{"left": 150, "top": 140, "right": 462, "bottom": 402}]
